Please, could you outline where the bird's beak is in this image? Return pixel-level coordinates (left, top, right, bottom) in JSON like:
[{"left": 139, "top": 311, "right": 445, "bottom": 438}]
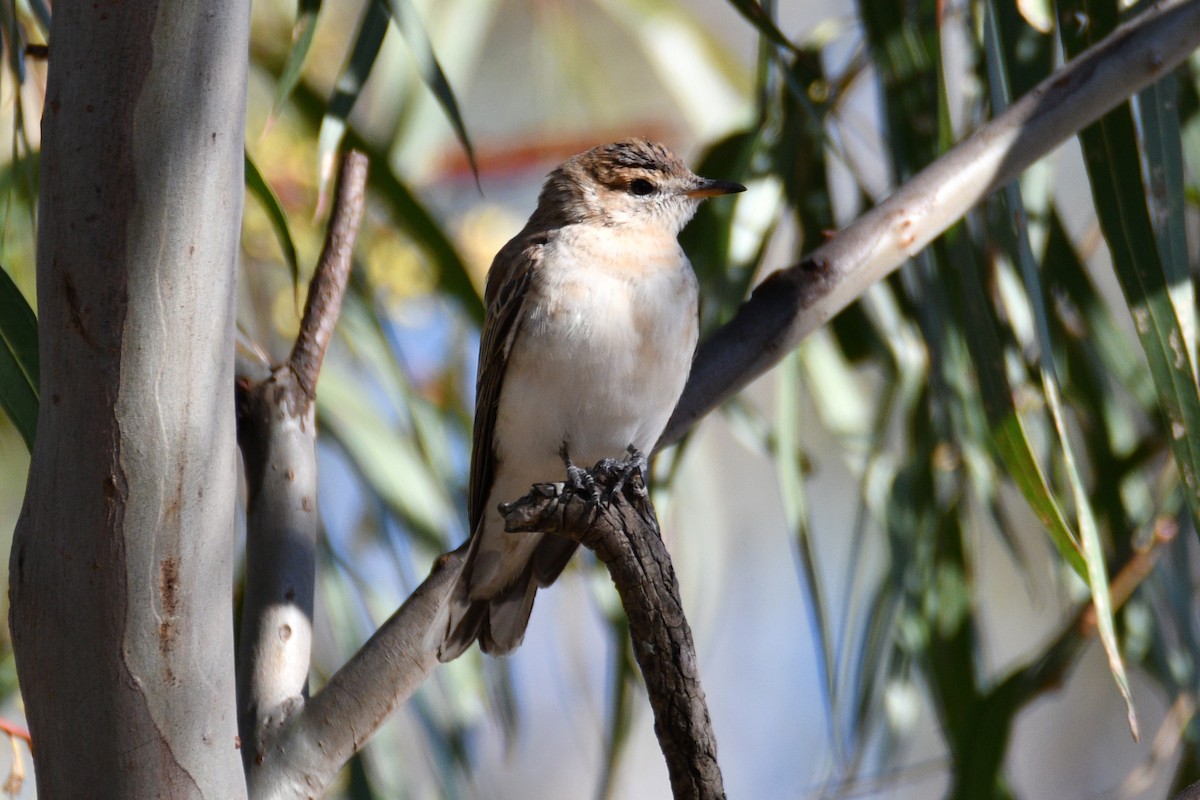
[{"left": 685, "top": 177, "right": 747, "bottom": 198}]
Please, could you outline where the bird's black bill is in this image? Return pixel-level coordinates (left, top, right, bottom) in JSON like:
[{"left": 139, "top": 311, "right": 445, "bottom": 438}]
[{"left": 685, "top": 177, "right": 747, "bottom": 198}]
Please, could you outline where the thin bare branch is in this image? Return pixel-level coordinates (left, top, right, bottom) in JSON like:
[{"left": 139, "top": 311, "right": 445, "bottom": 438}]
[
  {"left": 660, "top": 0, "right": 1200, "bottom": 448},
  {"left": 289, "top": 150, "right": 369, "bottom": 399},
  {"left": 502, "top": 475, "right": 724, "bottom": 800}
]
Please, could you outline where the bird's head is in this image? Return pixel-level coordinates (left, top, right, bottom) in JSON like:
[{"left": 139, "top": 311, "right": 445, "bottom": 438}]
[{"left": 533, "top": 139, "right": 745, "bottom": 235}]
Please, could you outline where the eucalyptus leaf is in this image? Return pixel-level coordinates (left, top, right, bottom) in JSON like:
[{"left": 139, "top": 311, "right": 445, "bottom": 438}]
[
  {"left": 244, "top": 151, "right": 301, "bottom": 293},
  {"left": 0, "top": 264, "right": 37, "bottom": 450}
]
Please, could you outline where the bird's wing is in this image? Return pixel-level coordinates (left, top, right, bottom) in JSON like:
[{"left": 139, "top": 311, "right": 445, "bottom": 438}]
[{"left": 467, "top": 234, "right": 544, "bottom": 532}]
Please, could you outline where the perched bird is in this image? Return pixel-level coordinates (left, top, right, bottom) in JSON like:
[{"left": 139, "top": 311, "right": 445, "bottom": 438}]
[{"left": 438, "top": 139, "right": 744, "bottom": 661}]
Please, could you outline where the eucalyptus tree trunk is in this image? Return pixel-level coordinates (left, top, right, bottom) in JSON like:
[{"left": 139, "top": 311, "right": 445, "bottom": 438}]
[{"left": 9, "top": 2, "right": 250, "bottom": 797}]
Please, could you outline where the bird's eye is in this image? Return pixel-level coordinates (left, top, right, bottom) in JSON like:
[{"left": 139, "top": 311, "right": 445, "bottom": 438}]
[{"left": 629, "top": 178, "right": 655, "bottom": 196}]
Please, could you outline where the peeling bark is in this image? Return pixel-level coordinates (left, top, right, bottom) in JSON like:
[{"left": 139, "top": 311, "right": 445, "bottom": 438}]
[{"left": 502, "top": 473, "right": 725, "bottom": 800}]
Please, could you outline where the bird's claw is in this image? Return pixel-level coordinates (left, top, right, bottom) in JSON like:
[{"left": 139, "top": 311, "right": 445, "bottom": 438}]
[
  {"left": 593, "top": 446, "right": 648, "bottom": 505},
  {"left": 561, "top": 444, "right": 603, "bottom": 504},
  {"left": 560, "top": 444, "right": 648, "bottom": 506},
  {"left": 611, "top": 446, "right": 649, "bottom": 501}
]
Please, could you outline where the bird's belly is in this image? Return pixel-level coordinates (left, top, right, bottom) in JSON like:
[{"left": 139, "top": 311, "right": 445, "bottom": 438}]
[{"left": 493, "top": 266, "right": 698, "bottom": 481}]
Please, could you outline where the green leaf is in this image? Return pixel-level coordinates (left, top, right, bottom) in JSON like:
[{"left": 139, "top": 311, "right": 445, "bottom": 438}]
[
  {"left": 317, "top": 0, "right": 389, "bottom": 206},
  {"left": 244, "top": 151, "right": 300, "bottom": 294},
  {"left": 380, "top": 0, "right": 479, "bottom": 184},
  {"left": 1062, "top": 0, "right": 1200, "bottom": 529},
  {"left": 775, "top": 349, "right": 841, "bottom": 758},
  {"left": 348, "top": 130, "right": 482, "bottom": 323},
  {"left": 961, "top": 6, "right": 1088, "bottom": 579},
  {"left": 986, "top": 0, "right": 1137, "bottom": 737},
  {"left": 271, "top": 0, "right": 322, "bottom": 118},
  {"left": 0, "top": 2, "right": 25, "bottom": 84},
  {"left": 27, "top": 0, "right": 50, "bottom": 36},
  {"left": 317, "top": 366, "right": 457, "bottom": 551},
  {"left": 956, "top": 227, "right": 1086, "bottom": 576},
  {"left": 722, "top": 0, "right": 799, "bottom": 54},
  {"left": 679, "top": 129, "right": 760, "bottom": 332},
  {"left": 0, "top": 264, "right": 37, "bottom": 450},
  {"left": 595, "top": 618, "right": 635, "bottom": 800},
  {"left": 288, "top": 76, "right": 482, "bottom": 322},
  {"left": 1136, "top": 71, "right": 1194, "bottom": 375}
]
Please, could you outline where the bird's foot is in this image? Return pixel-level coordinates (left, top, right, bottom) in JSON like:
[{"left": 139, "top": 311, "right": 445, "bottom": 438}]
[
  {"left": 596, "top": 446, "right": 649, "bottom": 504},
  {"left": 560, "top": 443, "right": 602, "bottom": 504}
]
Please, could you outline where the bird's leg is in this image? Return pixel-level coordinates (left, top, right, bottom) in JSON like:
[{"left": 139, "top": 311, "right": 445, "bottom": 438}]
[
  {"left": 600, "top": 445, "right": 649, "bottom": 503},
  {"left": 559, "top": 442, "right": 601, "bottom": 503}
]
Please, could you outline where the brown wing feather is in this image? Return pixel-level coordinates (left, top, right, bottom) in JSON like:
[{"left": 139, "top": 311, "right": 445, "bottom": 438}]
[
  {"left": 440, "top": 234, "right": 545, "bottom": 662},
  {"left": 467, "top": 234, "right": 544, "bottom": 533}
]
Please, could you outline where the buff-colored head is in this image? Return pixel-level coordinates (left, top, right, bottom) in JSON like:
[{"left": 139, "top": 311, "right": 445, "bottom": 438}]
[{"left": 530, "top": 139, "right": 745, "bottom": 234}]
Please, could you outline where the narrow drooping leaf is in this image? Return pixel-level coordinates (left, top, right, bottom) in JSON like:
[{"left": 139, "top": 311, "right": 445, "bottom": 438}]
[
  {"left": 1061, "top": 0, "right": 1200, "bottom": 527},
  {"left": 986, "top": 0, "right": 1137, "bottom": 737},
  {"left": 722, "top": 0, "right": 799, "bottom": 54},
  {"left": 679, "top": 129, "right": 758, "bottom": 332},
  {"left": 27, "top": 0, "right": 50, "bottom": 35},
  {"left": 244, "top": 151, "right": 301, "bottom": 293},
  {"left": 317, "top": 367, "right": 457, "bottom": 551},
  {"left": 1136, "top": 71, "right": 1194, "bottom": 374},
  {"left": 381, "top": 0, "right": 478, "bottom": 183},
  {"left": 317, "top": 0, "right": 388, "bottom": 208},
  {"left": 953, "top": 224, "right": 1086, "bottom": 577},
  {"left": 0, "top": 264, "right": 36, "bottom": 450},
  {"left": 0, "top": 2, "right": 25, "bottom": 83},
  {"left": 596, "top": 620, "right": 635, "bottom": 800},
  {"left": 271, "top": 0, "right": 322, "bottom": 119},
  {"left": 775, "top": 349, "right": 841, "bottom": 760},
  {"left": 290, "top": 79, "right": 482, "bottom": 322}
]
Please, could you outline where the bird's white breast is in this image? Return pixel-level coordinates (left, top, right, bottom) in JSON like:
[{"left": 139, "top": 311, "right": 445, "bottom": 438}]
[{"left": 493, "top": 224, "right": 699, "bottom": 482}]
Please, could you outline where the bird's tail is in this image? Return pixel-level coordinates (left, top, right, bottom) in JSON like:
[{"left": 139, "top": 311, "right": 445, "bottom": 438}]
[{"left": 436, "top": 534, "right": 579, "bottom": 662}]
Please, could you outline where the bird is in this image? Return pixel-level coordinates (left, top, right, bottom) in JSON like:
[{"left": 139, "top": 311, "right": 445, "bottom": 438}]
[{"left": 437, "top": 139, "right": 745, "bottom": 661}]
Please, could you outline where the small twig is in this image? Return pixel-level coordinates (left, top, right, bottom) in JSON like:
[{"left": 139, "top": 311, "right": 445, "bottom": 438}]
[
  {"left": 0, "top": 720, "right": 30, "bottom": 748},
  {"left": 502, "top": 472, "right": 725, "bottom": 800},
  {"left": 288, "top": 150, "right": 368, "bottom": 399}
]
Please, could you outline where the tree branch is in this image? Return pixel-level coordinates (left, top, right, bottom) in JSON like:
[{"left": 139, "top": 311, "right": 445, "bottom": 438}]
[
  {"left": 245, "top": 548, "right": 464, "bottom": 799},
  {"left": 234, "top": 150, "right": 465, "bottom": 800},
  {"left": 288, "top": 152, "right": 368, "bottom": 398},
  {"left": 660, "top": 0, "right": 1200, "bottom": 449},
  {"left": 501, "top": 474, "right": 724, "bottom": 800},
  {"left": 236, "top": 150, "right": 368, "bottom": 787}
]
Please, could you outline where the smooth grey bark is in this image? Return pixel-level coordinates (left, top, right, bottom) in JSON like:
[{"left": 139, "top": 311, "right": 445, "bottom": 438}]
[{"left": 9, "top": 1, "right": 250, "bottom": 797}]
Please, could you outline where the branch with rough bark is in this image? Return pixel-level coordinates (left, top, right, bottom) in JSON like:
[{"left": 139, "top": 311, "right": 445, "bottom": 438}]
[{"left": 501, "top": 473, "right": 725, "bottom": 800}]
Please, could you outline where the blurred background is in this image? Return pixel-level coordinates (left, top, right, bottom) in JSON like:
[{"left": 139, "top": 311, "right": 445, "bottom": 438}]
[{"left": 2, "top": 0, "right": 1200, "bottom": 797}]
